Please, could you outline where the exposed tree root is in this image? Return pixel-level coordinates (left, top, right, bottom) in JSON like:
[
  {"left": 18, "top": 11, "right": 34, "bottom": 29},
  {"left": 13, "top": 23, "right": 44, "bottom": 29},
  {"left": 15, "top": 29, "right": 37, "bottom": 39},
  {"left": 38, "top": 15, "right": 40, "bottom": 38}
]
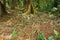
[{"left": 23, "top": 0, "right": 37, "bottom": 15}]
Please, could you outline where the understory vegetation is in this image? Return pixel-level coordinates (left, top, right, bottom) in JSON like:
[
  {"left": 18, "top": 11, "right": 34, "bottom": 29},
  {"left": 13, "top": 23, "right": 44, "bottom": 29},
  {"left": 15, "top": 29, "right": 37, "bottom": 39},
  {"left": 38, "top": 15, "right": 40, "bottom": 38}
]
[{"left": 0, "top": 0, "right": 60, "bottom": 40}]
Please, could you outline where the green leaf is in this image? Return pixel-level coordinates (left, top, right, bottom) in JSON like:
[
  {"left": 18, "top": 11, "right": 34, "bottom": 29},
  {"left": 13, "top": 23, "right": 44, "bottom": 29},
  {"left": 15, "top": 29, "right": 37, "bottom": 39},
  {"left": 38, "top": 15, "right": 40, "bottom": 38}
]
[
  {"left": 54, "top": 30, "right": 59, "bottom": 36},
  {"left": 38, "top": 33, "right": 45, "bottom": 40},
  {"left": 12, "top": 30, "right": 17, "bottom": 38},
  {"left": 48, "top": 36, "right": 54, "bottom": 40},
  {"left": 17, "top": 32, "right": 21, "bottom": 36}
]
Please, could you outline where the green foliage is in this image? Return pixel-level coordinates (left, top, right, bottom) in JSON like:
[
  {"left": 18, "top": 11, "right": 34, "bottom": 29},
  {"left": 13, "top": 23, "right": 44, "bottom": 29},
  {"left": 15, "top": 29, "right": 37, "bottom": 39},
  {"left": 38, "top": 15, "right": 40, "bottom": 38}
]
[
  {"left": 33, "top": 0, "right": 55, "bottom": 13},
  {"left": 18, "top": 0, "right": 23, "bottom": 8},
  {"left": 37, "top": 30, "right": 60, "bottom": 40},
  {"left": 39, "top": 0, "right": 46, "bottom": 11},
  {"left": 32, "top": 0, "right": 38, "bottom": 7},
  {"left": 5, "top": 0, "right": 60, "bottom": 15},
  {"left": 51, "top": 7, "right": 57, "bottom": 12},
  {"left": 12, "top": 29, "right": 21, "bottom": 38},
  {"left": 6, "top": 3, "right": 10, "bottom": 8},
  {"left": 54, "top": 30, "right": 59, "bottom": 36},
  {"left": 12, "top": 29, "right": 17, "bottom": 38},
  {"left": 45, "top": 0, "right": 54, "bottom": 12},
  {"left": 54, "top": 30, "right": 60, "bottom": 38},
  {"left": 48, "top": 36, "right": 54, "bottom": 40},
  {"left": 38, "top": 33, "right": 45, "bottom": 40}
]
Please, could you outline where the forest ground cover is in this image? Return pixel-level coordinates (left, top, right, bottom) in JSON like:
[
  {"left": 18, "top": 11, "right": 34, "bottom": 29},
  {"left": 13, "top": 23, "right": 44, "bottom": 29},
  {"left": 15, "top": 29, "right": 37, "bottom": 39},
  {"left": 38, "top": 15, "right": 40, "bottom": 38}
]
[{"left": 0, "top": 9, "right": 60, "bottom": 40}]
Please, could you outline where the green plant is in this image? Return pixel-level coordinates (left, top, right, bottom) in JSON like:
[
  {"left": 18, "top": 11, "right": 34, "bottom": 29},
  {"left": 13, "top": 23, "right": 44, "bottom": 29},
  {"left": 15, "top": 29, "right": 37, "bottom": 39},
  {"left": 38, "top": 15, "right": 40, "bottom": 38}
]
[
  {"left": 54, "top": 30, "right": 60, "bottom": 38},
  {"left": 38, "top": 33, "right": 45, "bottom": 40},
  {"left": 48, "top": 36, "right": 54, "bottom": 40},
  {"left": 38, "top": 0, "right": 47, "bottom": 11},
  {"left": 12, "top": 29, "right": 17, "bottom": 38},
  {"left": 45, "top": 0, "right": 54, "bottom": 12},
  {"left": 12, "top": 29, "right": 21, "bottom": 38}
]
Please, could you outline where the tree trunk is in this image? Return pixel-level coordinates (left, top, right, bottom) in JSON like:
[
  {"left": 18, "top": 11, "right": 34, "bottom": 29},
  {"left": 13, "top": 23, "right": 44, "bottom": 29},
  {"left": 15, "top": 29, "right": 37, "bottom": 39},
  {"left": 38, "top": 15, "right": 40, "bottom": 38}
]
[
  {"left": 10, "top": 0, "right": 18, "bottom": 9},
  {"left": 0, "top": 1, "right": 7, "bottom": 17},
  {"left": 25, "top": 0, "right": 35, "bottom": 14}
]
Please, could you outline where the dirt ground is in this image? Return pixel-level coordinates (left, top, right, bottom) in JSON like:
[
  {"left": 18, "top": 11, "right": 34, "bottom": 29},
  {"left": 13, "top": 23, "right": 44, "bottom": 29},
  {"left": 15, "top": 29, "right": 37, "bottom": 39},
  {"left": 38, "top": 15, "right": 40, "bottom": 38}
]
[{"left": 0, "top": 9, "right": 60, "bottom": 40}]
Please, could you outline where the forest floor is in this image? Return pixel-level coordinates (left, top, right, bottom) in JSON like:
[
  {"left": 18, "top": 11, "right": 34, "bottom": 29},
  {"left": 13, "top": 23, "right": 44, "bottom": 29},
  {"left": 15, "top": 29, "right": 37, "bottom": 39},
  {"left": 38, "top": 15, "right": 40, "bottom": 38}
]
[{"left": 0, "top": 9, "right": 60, "bottom": 40}]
